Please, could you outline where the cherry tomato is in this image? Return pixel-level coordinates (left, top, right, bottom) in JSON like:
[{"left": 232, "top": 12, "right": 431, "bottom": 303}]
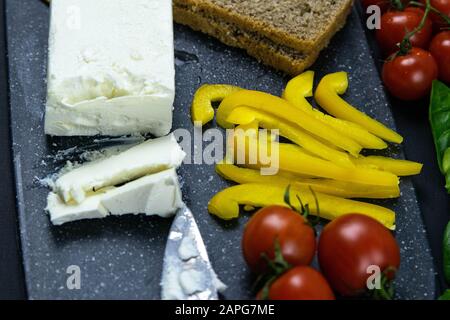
[
  {"left": 376, "top": 7, "right": 433, "bottom": 55},
  {"left": 420, "top": 0, "right": 450, "bottom": 31},
  {"left": 382, "top": 47, "right": 438, "bottom": 100},
  {"left": 261, "top": 266, "right": 335, "bottom": 300},
  {"left": 430, "top": 31, "right": 450, "bottom": 83},
  {"left": 318, "top": 214, "right": 400, "bottom": 297},
  {"left": 242, "top": 206, "right": 315, "bottom": 274}
]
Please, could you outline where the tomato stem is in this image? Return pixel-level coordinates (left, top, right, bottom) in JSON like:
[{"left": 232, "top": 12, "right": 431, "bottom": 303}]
[
  {"left": 283, "top": 185, "right": 296, "bottom": 211},
  {"left": 258, "top": 239, "right": 292, "bottom": 300},
  {"left": 283, "top": 185, "right": 321, "bottom": 227},
  {"left": 390, "top": 0, "right": 406, "bottom": 10},
  {"left": 410, "top": 1, "right": 450, "bottom": 25},
  {"left": 308, "top": 187, "right": 321, "bottom": 226},
  {"left": 398, "top": 0, "right": 432, "bottom": 56},
  {"left": 370, "top": 267, "right": 397, "bottom": 300},
  {"left": 259, "top": 275, "right": 277, "bottom": 300}
]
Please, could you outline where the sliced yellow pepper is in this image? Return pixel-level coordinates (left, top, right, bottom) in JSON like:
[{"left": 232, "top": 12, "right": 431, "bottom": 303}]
[
  {"left": 278, "top": 144, "right": 399, "bottom": 187},
  {"left": 283, "top": 70, "right": 315, "bottom": 103},
  {"left": 314, "top": 72, "right": 403, "bottom": 144},
  {"left": 229, "top": 132, "right": 399, "bottom": 187},
  {"left": 282, "top": 71, "right": 388, "bottom": 150},
  {"left": 191, "top": 84, "right": 242, "bottom": 125},
  {"left": 208, "top": 183, "right": 396, "bottom": 229},
  {"left": 217, "top": 162, "right": 298, "bottom": 184},
  {"left": 352, "top": 156, "right": 423, "bottom": 176},
  {"left": 216, "top": 163, "right": 400, "bottom": 199},
  {"left": 217, "top": 90, "right": 363, "bottom": 156},
  {"left": 226, "top": 106, "right": 354, "bottom": 165}
]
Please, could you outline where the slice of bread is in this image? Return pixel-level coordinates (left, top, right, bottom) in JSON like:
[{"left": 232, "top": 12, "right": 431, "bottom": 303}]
[
  {"left": 173, "top": 0, "right": 353, "bottom": 74},
  {"left": 174, "top": 5, "right": 321, "bottom": 74}
]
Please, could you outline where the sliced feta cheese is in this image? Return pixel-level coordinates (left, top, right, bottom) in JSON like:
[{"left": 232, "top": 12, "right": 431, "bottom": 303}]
[
  {"left": 54, "top": 134, "right": 185, "bottom": 204},
  {"left": 45, "top": 0, "right": 175, "bottom": 136},
  {"left": 178, "top": 236, "right": 199, "bottom": 261},
  {"left": 47, "top": 169, "right": 183, "bottom": 225},
  {"left": 179, "top": 269, "right": 206, "bottom": 296},
  {"left": 101, "top": 171, "right": 183, "bottom": 218},
  {"left": 161, "top": 261, "right": 185, "bottom": 300},
  {"left": 47, "top": 192, "right": 109, "bottom": 226}
]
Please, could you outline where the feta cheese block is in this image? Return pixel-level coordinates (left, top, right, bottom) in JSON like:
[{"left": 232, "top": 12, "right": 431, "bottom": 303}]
[
  {"left": 45, "top": 0, "right": 175, "bottom": 136},
  {"left": 54, "top": 134, "right": 186, "bottom": 204},
  {"left": 47, "top": 169, "right": 183, "bottom": 225}
]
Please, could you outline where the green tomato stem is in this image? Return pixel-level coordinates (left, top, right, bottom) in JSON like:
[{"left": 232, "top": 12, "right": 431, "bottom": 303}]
[
  {"left": 409, "top": 1, "right": 450, "bottom": 25},
  {"left": 371, "top": 269, "right": 396, "bottom": 300},
  {"left": 391, "top": 0, "right": 406, "bottom": 10},
  {"left": 398, "top": 0, "right": 432, "bottom": 55}
]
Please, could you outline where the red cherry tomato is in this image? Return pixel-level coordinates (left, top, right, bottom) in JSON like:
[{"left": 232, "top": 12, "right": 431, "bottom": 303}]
[
  {"left": 382, "top": 47, "right": 438, "bottom": 100},
  {"left": 318, "top": 214, "right": 400, "bottom": 297},
  {"left": 242, "top": 206, "right": 315, "bottom": 274},
  {"left": 420, "top": 0, "right": 450, "bottom": 31},
  {"left": 261, "top": 266, "right": 335, "bottom": 300},
  {"left": 430, "top": 31, "right": 450, "bottom": 83},
  {"left": 376, "top": 7, "right": 433, "bottom": 55}
]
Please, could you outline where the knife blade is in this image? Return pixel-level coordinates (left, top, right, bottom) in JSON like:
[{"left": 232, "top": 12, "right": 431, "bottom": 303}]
[{"left": 160, "top": 204, "right": 226, "bottom": 300}]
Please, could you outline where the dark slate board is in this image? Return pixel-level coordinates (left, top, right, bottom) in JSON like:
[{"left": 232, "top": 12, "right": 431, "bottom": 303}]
[{"left": 6, "top": 0, "right": 437, "bottom": 299}]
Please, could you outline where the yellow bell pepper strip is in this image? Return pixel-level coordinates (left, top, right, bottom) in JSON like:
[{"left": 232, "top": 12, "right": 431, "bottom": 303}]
[
  {"left": 229, "top": 133, "right": 399, "bottom": 187},
  {"left": 217, "top": 89, "right": 363, "bottom": 156},
  {"left": 243, "top": 205, "right": 256, "bottom": 211},
  {"left": 283, "top": 70, "right": 315, "bottom": 104},
  {"left": 226, "top": 106, "right": 354, "bottom": 165},
  {"left": 217, "top": 162, "right": 297, "bottom": 184},
  {"left": 282, "top": 71, "right": 388, "bottom": 150},
  {"left": 352, "top": 156, "right": 423, "bottom": 176},
  {"left": 191, "top": 84, "right": 242, "bottom": 125},
  {"left": 314, "top": 72, "right": 403, "bottom": 144},
  {"left": 216, "top": 163, "right": 400, "bottom": 199},
  {"left": 278, "top": 144, "right": 399, "bottom": 187},
  {"left": 208, "top": 183, "right": 396, "bottom": 229}
]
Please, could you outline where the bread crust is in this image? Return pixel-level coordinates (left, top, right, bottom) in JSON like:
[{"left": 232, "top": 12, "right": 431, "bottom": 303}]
[
  {"left": 173, "top": 0, "right": 353, "bottom": 54},
  {"left": 174, "top": 5, "right": 320, "bottom": 75}
]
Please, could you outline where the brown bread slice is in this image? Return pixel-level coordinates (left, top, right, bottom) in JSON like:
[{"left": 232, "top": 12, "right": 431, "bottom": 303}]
[
  {"left": 173, "top": 0, "right": 353, "bottom": 54},
  {"left": 173, "top": 4, "right": 321, "bottom": 75}
]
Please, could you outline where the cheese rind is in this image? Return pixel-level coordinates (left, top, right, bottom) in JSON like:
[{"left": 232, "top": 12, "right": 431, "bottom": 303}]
[
  {"left": 45, "top": 0, "right": 175, "bottom": 136},
  {"left": 47, "top": 169, "right": 183, "bottom": 225},
  {"left": 54, "top": 134, "right": 186, "bottom": 204}
]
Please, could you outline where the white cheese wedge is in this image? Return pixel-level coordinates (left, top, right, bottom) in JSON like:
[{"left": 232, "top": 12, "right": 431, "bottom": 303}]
[
  {"left": 47, "top": 192, "right": 109, "bottom": 225},
  {"left": 45, "top": 0, "right": 175, "bottom": 136},
  {"left": 47, "top": 168, "right": 183, "bottom": 225},
  {"left": 54, "top": 134, "right": 185, "bottom": 204},
  {"left": 179, "top": 270, "right": 206, "bottom": 296},
  {"left": 101, "top": 172, "right": 183, "bottom": 218}
]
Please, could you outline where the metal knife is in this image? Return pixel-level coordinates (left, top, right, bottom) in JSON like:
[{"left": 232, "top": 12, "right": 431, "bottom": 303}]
[{"left": 160, "top": 204, "right": 226, "bottom": 300}]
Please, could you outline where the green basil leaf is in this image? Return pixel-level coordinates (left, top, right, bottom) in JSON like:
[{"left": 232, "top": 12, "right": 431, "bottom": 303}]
[
  {"left": 429, "top": 80, "right": 450, "bottom": 192},
  {"left": 438, "top": 290, "right": 450, "bottom": 300},
  {"left": 444, "top": 221, "right": 450, "bottom": 284}
]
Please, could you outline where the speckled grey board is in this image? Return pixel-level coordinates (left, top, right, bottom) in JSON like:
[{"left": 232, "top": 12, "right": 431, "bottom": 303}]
[{"left": 6, "top": 0, "right": 436, "bottom": 299}]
